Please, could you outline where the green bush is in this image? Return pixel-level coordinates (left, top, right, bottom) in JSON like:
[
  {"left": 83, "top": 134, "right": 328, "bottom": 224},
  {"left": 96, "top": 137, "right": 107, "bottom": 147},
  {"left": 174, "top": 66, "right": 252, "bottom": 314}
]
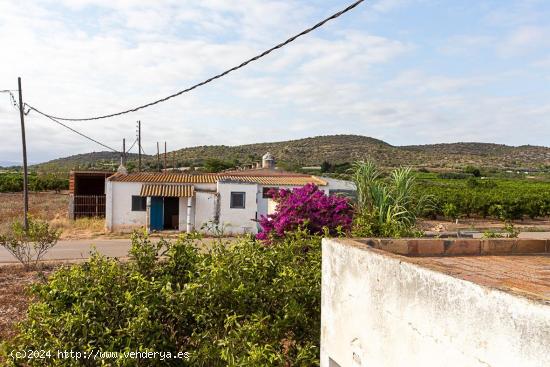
[
  {"left": 0, "top": 217, "right": 60, "bottom": 270},
  {"left": 2, "top": 230, "right": 321, "bottom": 366},
  {"left": 0, "top": 173, "right": 69, "bottom": 193}
]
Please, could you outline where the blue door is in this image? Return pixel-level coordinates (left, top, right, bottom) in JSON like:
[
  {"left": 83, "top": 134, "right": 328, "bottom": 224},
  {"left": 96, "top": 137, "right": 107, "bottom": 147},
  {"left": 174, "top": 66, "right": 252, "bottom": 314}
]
[{"left": 150, "top": 197, "right": 163, "bottom": 231}]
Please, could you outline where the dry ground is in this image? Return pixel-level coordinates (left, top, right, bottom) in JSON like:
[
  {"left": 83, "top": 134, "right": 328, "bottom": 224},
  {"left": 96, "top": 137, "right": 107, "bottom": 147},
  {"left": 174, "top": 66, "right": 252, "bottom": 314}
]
[
  {"left": 419, "top": 218, "right": 550, "bottom": 233},
  {"left": 0, "top": 192, "right": 105, "bottom": 239},
  {"left": 0, "top": 264, "right": 55, "bottom": 341}
]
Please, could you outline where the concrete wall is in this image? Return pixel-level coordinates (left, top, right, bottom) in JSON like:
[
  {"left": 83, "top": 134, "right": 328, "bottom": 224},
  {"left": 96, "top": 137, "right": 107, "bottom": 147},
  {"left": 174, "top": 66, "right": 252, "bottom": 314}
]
[
  {"left": 177, "top": 197, "right": 193, "bottom": 231},
  {"left": 217, "top": 182, "right": 259, "bottom": 234},
  {"left": 109, "top": 182, "right": 146, "bottom": 231},
  {"left": 321, "top": 238, "right": 550, "bottom": 367},
  {"left": 194, "top": 191, "right": 217, "bottom": 231}
]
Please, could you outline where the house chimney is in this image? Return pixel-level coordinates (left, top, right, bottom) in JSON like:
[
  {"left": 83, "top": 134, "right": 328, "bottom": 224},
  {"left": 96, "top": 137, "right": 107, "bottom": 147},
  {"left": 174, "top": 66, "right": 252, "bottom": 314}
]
[
  {"left": 117, "top": 156, "right": 127, "bottom": 174},
  {"left": 262, "top": 152, "right": 275, "bottom": 169}
]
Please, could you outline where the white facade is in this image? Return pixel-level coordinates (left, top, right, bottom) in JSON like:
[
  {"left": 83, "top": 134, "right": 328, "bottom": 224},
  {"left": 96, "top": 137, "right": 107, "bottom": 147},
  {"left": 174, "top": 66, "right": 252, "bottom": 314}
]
[
  {"left": 217, "top": 181, "right": 259, "bottom": 234},
  {"left": 106, "top": 181, "right": 147, "bottom": 232}
]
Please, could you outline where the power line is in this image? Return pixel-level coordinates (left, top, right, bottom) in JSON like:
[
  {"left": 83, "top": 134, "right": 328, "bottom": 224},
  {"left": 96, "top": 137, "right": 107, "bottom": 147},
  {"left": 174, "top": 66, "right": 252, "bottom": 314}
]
[
  {"left": 3, "top": 88, "right": 118, "bottom": 152},
  {"left": 1, "top": 90, "right": 19, "bottom": 109},
  {"left": 38, "top": 112, "right": 119, "bottom": 152},
  {"left": 23, "top": 0, "right": 364, "bottom": 122},
  {"left": 125, "top": 137, "right": 137, "bottom": 153}
]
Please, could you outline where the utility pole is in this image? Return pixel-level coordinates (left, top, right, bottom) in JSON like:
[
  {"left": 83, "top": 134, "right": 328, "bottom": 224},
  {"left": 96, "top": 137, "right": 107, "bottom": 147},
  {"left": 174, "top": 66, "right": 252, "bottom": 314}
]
[
  {"left": 164, "top": 141, "right": 167, "bottom": 171},
  {"left": 122, "top": 138, "right": 126, "bottom": 165},
  {"left": 137, "top": 121, "right": 141, "bottom": 172},
  {"left": 172, "top": 151, "right": 176, "bottom": 170},
  {"left": 156, "top": 142, "right": 160, "bottom": 172},
  {"left": 17, "top": 77, "right": 29, "bottom": 231}
]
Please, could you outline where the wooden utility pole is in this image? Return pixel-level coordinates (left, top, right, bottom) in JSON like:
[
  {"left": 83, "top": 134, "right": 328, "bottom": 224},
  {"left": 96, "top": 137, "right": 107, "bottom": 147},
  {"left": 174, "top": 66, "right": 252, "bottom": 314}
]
[
  {"left": 137, "top": 121, "right": 141, "bottom": 172},
  {"left": 156, "top": 142, "right": 160, "bottom": 172},
  {"left": 17, "top": 77, "right": 29, "bottom": 231},
  {"left": 164, "top": 141, "right": 167, "bottom": 171},
  {"left": 122, "top": 138, "right": 126, "bottom": 165}
]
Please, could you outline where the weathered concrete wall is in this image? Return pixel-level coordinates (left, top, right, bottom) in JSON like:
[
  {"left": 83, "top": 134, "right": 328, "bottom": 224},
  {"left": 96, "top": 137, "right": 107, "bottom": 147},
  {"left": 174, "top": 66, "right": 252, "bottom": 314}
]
[
  {"left": 321, "top": 238, "right": 550, "bottom": 367},
  {"left": 110, "top": 182, "right": 146, "bottom": 231}
]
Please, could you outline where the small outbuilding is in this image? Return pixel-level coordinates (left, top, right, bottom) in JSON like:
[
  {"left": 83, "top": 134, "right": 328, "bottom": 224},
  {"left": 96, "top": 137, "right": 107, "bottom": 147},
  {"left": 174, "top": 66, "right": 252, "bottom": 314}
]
[{"left": 68, "top": 171, "right": 115, "bottom": 219}]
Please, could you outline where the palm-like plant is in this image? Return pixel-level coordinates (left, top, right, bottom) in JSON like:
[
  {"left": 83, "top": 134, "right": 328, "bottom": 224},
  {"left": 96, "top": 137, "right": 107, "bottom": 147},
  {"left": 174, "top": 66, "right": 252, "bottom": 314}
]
[{"left": 351, "top": 161, "right": 431, "bottom": 237}]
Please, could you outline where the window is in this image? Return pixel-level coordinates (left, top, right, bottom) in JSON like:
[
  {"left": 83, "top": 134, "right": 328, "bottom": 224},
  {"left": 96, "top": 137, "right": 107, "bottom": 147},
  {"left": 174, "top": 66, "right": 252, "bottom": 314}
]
[
  {"left": 230, "top": 192, "right": 246, "bottom": 209},
  {"left": 131, "top": 196, "right": 147, "bottom": 211},
  {"left": 262, "top": 187, "right": 278, "bottom": 198}
]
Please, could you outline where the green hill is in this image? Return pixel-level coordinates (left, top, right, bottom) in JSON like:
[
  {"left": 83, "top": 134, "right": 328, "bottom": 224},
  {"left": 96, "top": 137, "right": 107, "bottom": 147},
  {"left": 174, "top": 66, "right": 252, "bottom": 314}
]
[{"left": 31, "top": 135, "right": 550, "bottom": 173}]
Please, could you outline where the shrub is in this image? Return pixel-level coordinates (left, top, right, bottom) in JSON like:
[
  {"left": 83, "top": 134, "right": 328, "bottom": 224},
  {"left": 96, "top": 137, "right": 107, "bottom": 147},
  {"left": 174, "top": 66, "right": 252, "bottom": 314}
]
[
  {"left": 3, "top": 231, "right": 322, "bottom": 366},
  {"left": 0, "top": 217, "right": 60, "bottom": 270},
  {"left": 442, "top": 203, "right": 458, "bottom": 220},
  {"left": 256, "top": 183, "right": 353, "bottom": 241},
  {"left": 464, "top": 166, "right": 481, "bottom": 177}
]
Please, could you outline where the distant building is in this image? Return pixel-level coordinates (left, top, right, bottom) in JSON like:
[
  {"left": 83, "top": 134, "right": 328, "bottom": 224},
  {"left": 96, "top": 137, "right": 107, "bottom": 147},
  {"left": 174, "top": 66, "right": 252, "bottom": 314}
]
[
  {"left": 104, "top": 154, "right": 353, "bottom": 234},
  {"left": 68, "top": 171, "right": 115, "bottom": 219}
]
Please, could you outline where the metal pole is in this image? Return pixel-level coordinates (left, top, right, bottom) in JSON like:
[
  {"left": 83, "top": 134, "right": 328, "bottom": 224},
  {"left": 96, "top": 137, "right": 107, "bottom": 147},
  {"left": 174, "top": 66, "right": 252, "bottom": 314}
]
[
  {"left": 137, "top": 121, "right": 141, "bottom": 172},
  {"left": 17, "top": 77, "right": 29, "bottom": 231},
  {"left": 164, "top": 141, "right": 167, "bottom": 171},
  {"left": 122, "top": 138, "right": 126, "bottom": 165}
]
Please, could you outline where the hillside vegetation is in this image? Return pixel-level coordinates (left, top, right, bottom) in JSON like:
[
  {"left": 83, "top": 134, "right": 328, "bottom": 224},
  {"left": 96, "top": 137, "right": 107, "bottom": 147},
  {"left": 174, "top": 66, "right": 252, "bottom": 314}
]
[{"left": 30, "top": 135, "right": 550, "bottom": 173}]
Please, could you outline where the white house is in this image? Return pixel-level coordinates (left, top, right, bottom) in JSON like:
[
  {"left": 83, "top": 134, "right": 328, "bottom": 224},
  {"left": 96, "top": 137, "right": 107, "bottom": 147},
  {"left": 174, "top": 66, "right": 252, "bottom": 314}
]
[{"left": 105, "top": 154, "right": 350, "bottom": 235}]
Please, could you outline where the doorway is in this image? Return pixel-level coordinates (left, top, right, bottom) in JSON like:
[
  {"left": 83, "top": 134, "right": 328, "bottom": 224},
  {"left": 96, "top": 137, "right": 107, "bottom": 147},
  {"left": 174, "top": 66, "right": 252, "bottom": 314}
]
[{"left": 163, "top": 197, "right": 179, "bottom": 230}]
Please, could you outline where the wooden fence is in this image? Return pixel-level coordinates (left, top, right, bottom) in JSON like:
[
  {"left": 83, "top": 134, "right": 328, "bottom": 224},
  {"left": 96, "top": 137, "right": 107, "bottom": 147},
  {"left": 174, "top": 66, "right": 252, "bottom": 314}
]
[{"left": 72, "top": 195, "right": 106, "bottom": 218}]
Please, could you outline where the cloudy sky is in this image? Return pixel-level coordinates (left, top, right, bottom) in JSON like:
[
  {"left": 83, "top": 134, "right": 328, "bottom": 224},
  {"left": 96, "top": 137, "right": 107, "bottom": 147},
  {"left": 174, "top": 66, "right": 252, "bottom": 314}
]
[{"left": 0, "top": 0, "right": 549, "bottom": 164}]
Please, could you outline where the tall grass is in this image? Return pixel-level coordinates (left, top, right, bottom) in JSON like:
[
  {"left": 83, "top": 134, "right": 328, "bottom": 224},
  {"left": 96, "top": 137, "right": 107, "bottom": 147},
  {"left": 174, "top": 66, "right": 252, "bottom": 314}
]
[{"left": 351, "top": 161, "right": 431, "bottom": 237}]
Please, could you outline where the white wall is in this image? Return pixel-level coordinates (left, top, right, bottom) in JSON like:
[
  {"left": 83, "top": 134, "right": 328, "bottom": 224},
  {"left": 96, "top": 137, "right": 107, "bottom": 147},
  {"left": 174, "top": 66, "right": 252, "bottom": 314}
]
[
  {"left": 105, "top": 180, "right": 113, "bottom": 230},
  {"left": 321, "top": 238, "right": 550, "bottom": 367},
  {"left": 110, "top": 182, "right": 147, "bottom": 231},
  {"left": 217, "top": 182, "right": 259, "bottom": 234},
  {"left": 194, "top": 191, "right": 217, "bottom": 231}
]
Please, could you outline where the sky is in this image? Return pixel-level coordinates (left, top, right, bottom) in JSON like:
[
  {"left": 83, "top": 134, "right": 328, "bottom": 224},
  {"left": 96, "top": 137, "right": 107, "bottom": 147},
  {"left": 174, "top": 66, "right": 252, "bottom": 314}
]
[{"left": 0, "top": 0, "right": 549, "bottom": 164}]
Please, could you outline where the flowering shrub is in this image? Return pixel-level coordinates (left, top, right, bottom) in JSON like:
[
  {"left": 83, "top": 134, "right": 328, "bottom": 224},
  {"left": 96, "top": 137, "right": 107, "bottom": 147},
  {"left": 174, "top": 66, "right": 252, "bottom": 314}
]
[{"left": 256, "top": 183, "right": 353, "bottom": 241}]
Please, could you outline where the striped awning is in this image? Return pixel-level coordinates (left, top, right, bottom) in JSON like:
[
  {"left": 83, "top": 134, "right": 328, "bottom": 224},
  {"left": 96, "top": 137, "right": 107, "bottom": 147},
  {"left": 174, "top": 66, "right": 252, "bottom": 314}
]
[{"left": 140, "top": 184, "right": 194, "bottom": 197}]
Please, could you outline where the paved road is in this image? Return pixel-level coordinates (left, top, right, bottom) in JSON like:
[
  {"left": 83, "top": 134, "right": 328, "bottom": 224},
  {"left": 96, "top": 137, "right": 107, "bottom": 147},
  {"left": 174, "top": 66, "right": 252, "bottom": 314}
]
[
  {"left": 1, "top": 232, "right": 549, "bottom": 264},
  {"left": 0, "top": 239, "right": 135, "bottom": 264}
]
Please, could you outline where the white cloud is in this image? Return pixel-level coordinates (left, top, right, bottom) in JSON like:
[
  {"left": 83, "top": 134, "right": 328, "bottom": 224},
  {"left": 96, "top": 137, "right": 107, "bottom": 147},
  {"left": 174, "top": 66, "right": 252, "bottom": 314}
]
[{"left": 0, "top": 0, "right": 548, "bottom": 165}]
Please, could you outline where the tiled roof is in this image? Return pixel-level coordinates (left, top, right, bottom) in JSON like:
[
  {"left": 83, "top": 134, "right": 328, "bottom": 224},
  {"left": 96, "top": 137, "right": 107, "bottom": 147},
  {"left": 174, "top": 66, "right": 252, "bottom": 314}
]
[
  {"left": 111, "top": 172, "right": 219, "bottom": 183},
  {"left": 218, "top": 176, "right": 326, "bottom": 186},
  {"left": 140, "top": 184, "right": 194, "bottom": 197},
  {"left": 108, "top": 171, "right": 326, "bottom": 186}
]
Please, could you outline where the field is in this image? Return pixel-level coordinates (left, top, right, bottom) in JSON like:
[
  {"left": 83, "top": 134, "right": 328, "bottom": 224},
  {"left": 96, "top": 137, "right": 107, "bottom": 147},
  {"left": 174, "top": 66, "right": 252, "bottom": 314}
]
[
  {"left": 0, "top": 193, "right": 104, "bottom": 238},
  {"left": 414, "top": 174, "right": 550, "bottom": 220}
]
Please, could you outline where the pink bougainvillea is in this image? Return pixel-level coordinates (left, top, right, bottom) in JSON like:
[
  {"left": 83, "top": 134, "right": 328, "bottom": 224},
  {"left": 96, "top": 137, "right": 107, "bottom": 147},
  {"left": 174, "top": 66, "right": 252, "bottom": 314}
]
[{"left": 256, "top": 183, "right": 353, "bottom": 241}]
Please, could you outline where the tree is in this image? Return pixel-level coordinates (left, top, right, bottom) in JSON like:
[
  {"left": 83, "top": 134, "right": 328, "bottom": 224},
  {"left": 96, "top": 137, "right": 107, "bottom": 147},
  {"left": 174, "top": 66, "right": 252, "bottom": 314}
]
[
  {"left": 320, "top": 161, "right": 332, "bottom": 173},
  {"left": 0, "top": 218, "right": 60, "bottom": 270}
]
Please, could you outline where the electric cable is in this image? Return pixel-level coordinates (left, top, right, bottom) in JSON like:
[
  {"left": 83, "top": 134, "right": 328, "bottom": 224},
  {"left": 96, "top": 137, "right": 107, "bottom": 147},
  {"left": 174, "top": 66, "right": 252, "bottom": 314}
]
[{"left": 24, "top": 0, "right": 364, "bottom": 122}]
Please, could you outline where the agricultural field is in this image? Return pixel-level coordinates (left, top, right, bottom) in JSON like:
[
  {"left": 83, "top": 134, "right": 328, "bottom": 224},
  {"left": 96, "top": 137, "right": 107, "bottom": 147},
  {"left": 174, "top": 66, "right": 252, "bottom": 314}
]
[
  {"left": 414, "top": 173, "right": 550, "bottom": 220},
  {"left": 0, "top": 172, "right": 68, "bottom": 193}
]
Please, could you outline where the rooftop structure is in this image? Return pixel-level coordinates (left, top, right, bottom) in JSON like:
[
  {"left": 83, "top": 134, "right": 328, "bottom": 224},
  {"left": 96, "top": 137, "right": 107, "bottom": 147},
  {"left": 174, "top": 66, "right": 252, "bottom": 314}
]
[{"left": 321, "top": 238, "right": 550, "bottom": 367}]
